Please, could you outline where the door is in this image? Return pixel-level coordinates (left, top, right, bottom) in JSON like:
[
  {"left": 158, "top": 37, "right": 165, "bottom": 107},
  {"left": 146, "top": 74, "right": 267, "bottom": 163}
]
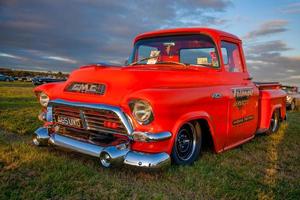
[{"left": 221, "top": 40, "right": 259, "bottom": 148}]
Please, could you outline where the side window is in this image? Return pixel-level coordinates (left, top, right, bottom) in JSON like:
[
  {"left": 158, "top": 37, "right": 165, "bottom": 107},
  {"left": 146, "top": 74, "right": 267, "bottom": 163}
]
[
  {"left": 221, "top": 41, "right": 243, "bottom": 72},
  {"left": 180, "top": 48, "right": 219, "bottom": 67}
]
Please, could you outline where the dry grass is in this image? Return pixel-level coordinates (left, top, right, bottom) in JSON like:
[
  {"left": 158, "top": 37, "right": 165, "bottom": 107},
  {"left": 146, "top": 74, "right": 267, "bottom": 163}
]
[{"left": 0, "top": 82, "right": 299, "bottom": 199}]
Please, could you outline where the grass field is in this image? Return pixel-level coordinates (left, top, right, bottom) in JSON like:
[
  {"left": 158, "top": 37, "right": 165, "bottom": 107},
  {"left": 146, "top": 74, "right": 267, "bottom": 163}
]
[{"left": 0, "top": 82, "right": 299, "bottom": 200}]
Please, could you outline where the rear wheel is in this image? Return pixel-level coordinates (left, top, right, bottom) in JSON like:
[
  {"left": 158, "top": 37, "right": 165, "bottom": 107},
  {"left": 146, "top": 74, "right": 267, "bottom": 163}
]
[
  {"left": 266, "top": 109, "right": 280, "bottom": 134},
  {"left": 291, "top": 100, "right": 296, "bottom": 111},
  {"left": 171, "top": 121, "right": 202, "bottom": 165}
]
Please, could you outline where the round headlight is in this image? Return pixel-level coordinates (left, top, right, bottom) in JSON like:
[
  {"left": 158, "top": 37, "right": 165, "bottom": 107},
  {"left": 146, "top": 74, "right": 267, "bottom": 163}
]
[
  {"left": 130, "top": 100, "right": 154, "bottom": 125},
  {"left": 39, "top": 92, "right": 49, "bottom": 107}
]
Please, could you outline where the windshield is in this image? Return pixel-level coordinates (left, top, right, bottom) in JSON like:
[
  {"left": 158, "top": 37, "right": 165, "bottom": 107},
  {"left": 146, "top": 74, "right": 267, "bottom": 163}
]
[{"left": 127, "top": 34, "right": 219, "bottom": 68}]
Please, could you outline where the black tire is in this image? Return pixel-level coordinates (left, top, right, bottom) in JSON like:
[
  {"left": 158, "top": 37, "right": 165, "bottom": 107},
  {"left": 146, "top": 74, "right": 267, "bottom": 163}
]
[
  {"left": 291, "top": 100, "right": 296, "bottom": 111},
  {"left": 266, "top": 109, "right": 280, "bottom": 134},
  {"left": 5, "top": 78, "right": 9, "bottom": 82},
  {"left": 171, "top": 121, "right": 202, "bottom": 165}
]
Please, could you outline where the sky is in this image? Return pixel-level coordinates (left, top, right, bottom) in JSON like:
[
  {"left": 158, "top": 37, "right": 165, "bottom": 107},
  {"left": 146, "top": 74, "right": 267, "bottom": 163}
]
[{"left": 0, "top": 0, "right": 300, "bottom": 86}]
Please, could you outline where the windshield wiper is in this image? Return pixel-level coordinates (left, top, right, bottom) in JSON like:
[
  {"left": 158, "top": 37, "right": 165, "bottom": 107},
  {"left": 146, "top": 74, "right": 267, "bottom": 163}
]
[
  {"left": 156, "top": 61, "right": 187, "bottom": 67},
  {"left": 128, "top": 55, "right": 160, "bottom": 66}
]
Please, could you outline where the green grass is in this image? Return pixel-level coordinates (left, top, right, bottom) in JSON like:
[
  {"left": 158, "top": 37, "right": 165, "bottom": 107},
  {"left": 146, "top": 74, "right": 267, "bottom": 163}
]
[{"left": 0, "top": 82, "right": 299, "bottom": 199}]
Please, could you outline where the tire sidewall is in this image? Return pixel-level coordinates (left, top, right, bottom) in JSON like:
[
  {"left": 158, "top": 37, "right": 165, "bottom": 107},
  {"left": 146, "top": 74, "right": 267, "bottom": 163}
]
[{"left": 171, "top": 122, "right": 202, "bottom": 165}]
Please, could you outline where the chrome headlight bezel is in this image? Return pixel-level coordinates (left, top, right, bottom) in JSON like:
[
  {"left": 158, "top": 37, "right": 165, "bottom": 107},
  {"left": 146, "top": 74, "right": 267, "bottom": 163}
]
[
  {"left": 129, "top": 99, "right": 154, "bottom": 125},
  {"left": 39, "top": 92, "right": 50, "bottom": 107}
]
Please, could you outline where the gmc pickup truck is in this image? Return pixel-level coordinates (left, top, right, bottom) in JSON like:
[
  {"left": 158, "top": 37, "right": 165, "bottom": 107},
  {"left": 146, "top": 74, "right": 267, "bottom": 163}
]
[{"left": 33, "top": 28, "right": 286, "bottom": 169}]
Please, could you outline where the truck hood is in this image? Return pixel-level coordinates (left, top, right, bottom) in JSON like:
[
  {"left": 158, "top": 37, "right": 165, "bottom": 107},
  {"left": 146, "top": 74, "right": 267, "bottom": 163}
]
[{"left": 38, "top": 64, "right": 221, "bottom": 105}]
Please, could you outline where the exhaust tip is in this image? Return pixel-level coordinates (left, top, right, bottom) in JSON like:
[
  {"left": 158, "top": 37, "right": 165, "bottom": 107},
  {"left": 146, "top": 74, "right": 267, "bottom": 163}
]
[{"left": 100, "top": 152, "right": 112, "bottom": 168}]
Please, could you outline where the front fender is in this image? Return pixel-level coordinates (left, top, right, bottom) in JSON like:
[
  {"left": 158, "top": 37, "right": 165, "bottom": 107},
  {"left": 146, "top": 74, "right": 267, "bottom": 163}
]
[
  {"left": 33, "top": 82, "right": 65, "bottom": 99},
  {"left": 122, "top": 87, "right": 225, "bottom": 154}
]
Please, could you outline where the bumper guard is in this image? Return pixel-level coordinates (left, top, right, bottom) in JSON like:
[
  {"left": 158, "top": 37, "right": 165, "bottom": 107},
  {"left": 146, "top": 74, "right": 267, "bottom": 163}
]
[{"left": 33, "top": 127, "right": 171, "bottom": 170}]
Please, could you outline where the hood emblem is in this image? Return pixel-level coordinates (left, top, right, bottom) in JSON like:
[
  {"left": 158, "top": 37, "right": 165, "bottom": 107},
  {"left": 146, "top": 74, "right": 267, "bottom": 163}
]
[{"left": 66, "top": 82, "right": 106, "bottom": 95}]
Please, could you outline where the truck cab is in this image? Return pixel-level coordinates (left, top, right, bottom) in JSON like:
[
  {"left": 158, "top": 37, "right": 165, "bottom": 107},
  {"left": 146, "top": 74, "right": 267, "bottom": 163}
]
[{"left": 33, "top": 28, "right": 286, "bottom": 169}]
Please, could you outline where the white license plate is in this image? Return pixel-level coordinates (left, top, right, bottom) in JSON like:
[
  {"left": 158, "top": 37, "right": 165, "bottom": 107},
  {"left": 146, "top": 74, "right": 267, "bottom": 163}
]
[{"left": 57, "top": 116, "right": 82, "bottom": 128}]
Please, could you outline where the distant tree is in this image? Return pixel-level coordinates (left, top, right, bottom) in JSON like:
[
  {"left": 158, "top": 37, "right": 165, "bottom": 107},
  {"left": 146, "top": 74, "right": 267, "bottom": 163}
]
[{"left": 57, "top": 71, "right": 63, "bottom": 78}]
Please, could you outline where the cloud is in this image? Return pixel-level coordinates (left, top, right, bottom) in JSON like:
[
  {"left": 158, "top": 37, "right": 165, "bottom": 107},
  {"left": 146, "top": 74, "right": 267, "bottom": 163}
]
[
  {"left": 288, "top": 75, "right": 300, "bottom": 79},
  {"left": 245, "top": 40, "right": 300, "bottom": 86},
  {"left": 280, "top": 2, "right": 300, "bottom": 14},
  {"left": 0, "top": 0, "right": 232, "bottom": 71},
  {"left": 246, "top": 40, "right": 292, "bottom": 55},
  {"left": 44, "top": 56, "right": 77, "bottom": 64},
  {"left": 0, "top": 52, "right": 25, "bottom": 60},
  {"left": 244, "top": 20, "right": 288, "bottom": 39},
  {"left": 287, "top": 69, "right": 295, "bottom": 73},
  {"left": 246, "top": 54, "right": 300, "bottom": 80},
  {"left": 1, "top": 1, "right": 299, "bottom": 86}
]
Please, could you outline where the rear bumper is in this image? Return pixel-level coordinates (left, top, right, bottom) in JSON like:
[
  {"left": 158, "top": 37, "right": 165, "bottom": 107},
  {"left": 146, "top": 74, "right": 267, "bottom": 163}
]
[{"left": 33, "top": 127, "right": 171, "bottom": 170}]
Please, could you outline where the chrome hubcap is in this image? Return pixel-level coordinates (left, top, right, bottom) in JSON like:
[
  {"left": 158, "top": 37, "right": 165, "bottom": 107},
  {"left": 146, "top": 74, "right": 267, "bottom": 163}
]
[{"left": 270, "top": 112, "right": 279, "bottom": 132}]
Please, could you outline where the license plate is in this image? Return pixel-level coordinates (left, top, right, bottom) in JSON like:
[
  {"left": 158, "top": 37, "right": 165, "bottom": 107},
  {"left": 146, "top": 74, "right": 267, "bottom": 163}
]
[{"left": 57, "top": 116, "right": 82, "bottom": 128}]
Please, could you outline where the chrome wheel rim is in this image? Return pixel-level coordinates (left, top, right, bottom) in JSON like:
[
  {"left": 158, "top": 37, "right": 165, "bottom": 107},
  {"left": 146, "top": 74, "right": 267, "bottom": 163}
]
[
  {"left": 175, "top": 123, "right": 196, "bottom": 161},
  {"left": 270, "top": 112, "right": 279, "bottom": 132}
]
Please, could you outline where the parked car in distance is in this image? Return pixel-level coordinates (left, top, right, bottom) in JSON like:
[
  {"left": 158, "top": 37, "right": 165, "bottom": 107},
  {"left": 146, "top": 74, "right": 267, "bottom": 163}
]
[
  {"left": 18, "top": 76, "right": 32, "bottom": 82},
  {"left": 0, "top": 73, "right": 14, "bottom": 82},
  {"left": 33, "top": 28, "right": 286, "bottom": 170},
  {"left": 282, "top": 85, "right": 300, "bottom": 111},
  {"left": 32, "top": 77, "right": 66, "bottom": 85}
]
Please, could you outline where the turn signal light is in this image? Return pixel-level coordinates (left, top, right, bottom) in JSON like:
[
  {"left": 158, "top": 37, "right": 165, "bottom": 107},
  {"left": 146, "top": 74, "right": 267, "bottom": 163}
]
[{"left": 104, "top": 121, "right": 119, "bottom": 129}]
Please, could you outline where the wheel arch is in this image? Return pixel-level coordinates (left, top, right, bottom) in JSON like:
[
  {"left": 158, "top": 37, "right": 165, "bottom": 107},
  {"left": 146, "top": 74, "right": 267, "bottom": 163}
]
[{"left": 171, "top": 111, "right": 218, "bottom": 153}]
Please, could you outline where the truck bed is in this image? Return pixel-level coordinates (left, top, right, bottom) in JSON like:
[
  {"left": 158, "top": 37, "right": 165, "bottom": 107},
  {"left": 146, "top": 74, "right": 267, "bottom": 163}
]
[{"left": 255, "top": 82, "right": 286, "bottom": 133}]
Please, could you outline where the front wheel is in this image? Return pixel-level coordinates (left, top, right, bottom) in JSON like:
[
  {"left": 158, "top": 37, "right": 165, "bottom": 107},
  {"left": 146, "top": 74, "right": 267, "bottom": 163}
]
[
  {"left": 266, "top": 110, "right": 280, "bottom": 134},
  {"left": 171, "top": 121, "right": 202, "bottom": 165}
]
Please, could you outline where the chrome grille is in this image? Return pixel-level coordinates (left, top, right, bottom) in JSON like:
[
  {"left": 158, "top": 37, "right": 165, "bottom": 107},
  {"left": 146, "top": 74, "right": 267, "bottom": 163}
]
[
  {"left": 57, "top": 126, "right": 129, "bottom": 147},
  {"left": 53, "top": 105, "right": 128, "bottom": 135}
]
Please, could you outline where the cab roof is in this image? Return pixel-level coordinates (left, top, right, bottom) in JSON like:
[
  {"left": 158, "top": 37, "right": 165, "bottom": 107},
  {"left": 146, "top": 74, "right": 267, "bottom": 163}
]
[{"left": 134, "top": 27, "right": 241, "bottom": 43}]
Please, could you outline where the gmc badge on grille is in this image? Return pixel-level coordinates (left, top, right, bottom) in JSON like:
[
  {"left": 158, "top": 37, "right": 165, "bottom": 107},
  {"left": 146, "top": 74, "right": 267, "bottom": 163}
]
[{"left": 66, "top": 82, "right": 106, "bottom": 95}]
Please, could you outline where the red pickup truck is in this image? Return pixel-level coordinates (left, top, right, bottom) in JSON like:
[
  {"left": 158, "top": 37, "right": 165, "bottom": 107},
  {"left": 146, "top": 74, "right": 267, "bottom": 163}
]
[{"left": 33, "top": 28, "right": 286, "bottom": 169}]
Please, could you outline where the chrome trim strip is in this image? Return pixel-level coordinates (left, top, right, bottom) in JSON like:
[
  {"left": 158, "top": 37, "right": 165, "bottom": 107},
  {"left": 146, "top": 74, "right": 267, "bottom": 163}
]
[
  {"left": 132, "top": 131, "right": 172, "bottom": 142},
  {"left": 48, "top": 99, "right": 133, "bottom": 135}
]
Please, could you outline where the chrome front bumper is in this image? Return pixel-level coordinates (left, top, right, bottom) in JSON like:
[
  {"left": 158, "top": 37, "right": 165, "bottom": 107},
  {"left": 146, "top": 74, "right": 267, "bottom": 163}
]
[{"left": 33, "top": 127, "right": 171, "bottom": 170}]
